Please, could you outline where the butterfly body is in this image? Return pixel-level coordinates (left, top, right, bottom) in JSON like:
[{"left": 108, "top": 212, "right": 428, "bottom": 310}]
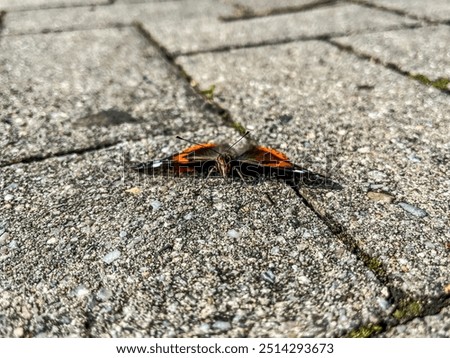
[{"left": 133, "top": 142, "right": 342, "bottom": 190}]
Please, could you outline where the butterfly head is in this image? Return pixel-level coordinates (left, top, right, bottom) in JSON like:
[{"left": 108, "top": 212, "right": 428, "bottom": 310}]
[{"left": 216, "top": 153, "right": 233, "bottom": 177}]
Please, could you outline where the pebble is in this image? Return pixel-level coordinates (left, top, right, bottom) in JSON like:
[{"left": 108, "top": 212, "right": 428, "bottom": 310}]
[
  {"left": 102, "top": 250, "right": 121, "bottom": 264},
  {"left": 96, "top": 287, "right": 112, "bottom": 301},
  {"left": 13, "top": 327, "right": 24, "bottom": 337},
  {"left": 183, "top": 212, "right": 193, "bottom": 220},
  {"left": 212, "top": 321, "right": 231, "bottom": 331},
  {"left": 227, "top": 229, "right": 240, "bottom": 239},
  {"left": 4, "top": 194, "right": 14, "bottom": 202},
  {"left": 74, "top": 285, "right": 90, "bottom": 298},
  {"left": 398, "top": 202, "right": 427, "bottom": 218},
  {"left": 0, "top": 232, "right": 9, "bottom": 244},
  {"left": 46, "top": 237, "right": 58, "bottom": 245},
  {"left": 367, "top": 191, "right": 395, "bottom": 203},
  {"left": 150, "top": 200, "right": 161, "bottom": 211},
  {"left": 261, "top": 270, "right": 276, "bottom": 284},
  {"left": 270, "top": 246, "right": 280, "bottom": 255}
]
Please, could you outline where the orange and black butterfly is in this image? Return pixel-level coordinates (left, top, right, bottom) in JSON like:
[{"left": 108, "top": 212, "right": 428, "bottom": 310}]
[{"left": 132, "top": 132, "right": 342, "bottom": 190}]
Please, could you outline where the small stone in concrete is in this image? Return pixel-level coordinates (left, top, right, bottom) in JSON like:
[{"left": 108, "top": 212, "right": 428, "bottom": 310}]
[
  {"left": 367, "top": 191, "right": 395, "bottom": 203},
  {"left": 261, "top": 270, "right": 276, "bottom": 284},
  {"left": 227, "top": 229, "right": 240, "bottom": 239},
  {"left": 212, "top": 321, "right": 231, "bottom": 331},
  {"left": 150, "top": 200, "right": 161, "bottom": 211},
  {"left": 102, "top": 250, "right": 121, "bottom": 264},
  {"left": 96, "top": 287, "right": 113, "bottom": 301},
  {"left": 398, "top": 202, "right": 428, "bottom": 218}
]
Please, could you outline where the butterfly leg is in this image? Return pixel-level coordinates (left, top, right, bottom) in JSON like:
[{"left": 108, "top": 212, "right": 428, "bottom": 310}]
[{"left": 206, "top": 166, "right": 217, "bottom": 179}]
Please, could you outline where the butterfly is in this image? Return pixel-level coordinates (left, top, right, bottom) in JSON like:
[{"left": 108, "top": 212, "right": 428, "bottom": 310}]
[{"left": 132, "top": 133, "right": 342, "bottom": 190}]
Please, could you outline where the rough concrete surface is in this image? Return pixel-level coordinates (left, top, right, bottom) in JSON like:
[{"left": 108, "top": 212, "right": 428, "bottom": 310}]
[
  {"left": 335, "top": 25, "right": 450, "bottom": 81},
  {"left": 142, "top": 3, "right": 418, "bottom": 55},
  {"left": 177, "top": 40, "right": 450, "bottom": 299},
  {"left": 1, "top": 0, "right": 449, "bottom": 338},
  {"left": 1, "top": 0, "right": 234, "bottom": 36},
  {"left": 0, "top": 28, "right": 222, "bottom": 165}
]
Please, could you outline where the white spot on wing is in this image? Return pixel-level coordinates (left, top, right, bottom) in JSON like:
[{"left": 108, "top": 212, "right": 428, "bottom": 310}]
[
  {"left": 152, "top": 161, "right": 163, "bottom": 168},
  {"left": 293, "top": 169, "right": 307, "bottom": 174}
]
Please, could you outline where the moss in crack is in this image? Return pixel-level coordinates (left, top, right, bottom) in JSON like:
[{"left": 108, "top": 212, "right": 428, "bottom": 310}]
[
  {"left": 410, "top": 74, "right": 450, "bottom": 91},
  {"left": 200, "top": 84, "right": 216, "bottom": 100},
  {"left": 347, "top": 324, "right": 383, "bottom": 338},
  {"left": 0, "top": 10, "right": 6, "bottom": 29},
  {"left": 366, "top": 257, "right": 386, "bottom": 277},
  {"left": 433, "top": 77, "right": 450, "bottom": 91},
  {"left": 393, "top": 300, "right": 423, "bottom": 322},
  {"left": 231, "top": 121, "right": 247, "bottom": 135}
]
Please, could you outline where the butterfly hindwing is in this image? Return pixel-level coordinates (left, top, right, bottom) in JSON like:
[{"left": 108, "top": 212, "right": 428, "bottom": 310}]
[{"left": 233, "top": 145, "right": 294, "bottom": 178}]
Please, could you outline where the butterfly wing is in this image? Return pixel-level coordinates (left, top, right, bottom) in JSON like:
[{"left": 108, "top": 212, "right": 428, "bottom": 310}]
[
  {"left": 235, "top": 145, "right": 342, "bottom": 189},
  {"left": 132, "top": 143, "right": 220, "bottom": 176},
  {"left": 232, "top": 145, "right": 293, "bottom": 177}
]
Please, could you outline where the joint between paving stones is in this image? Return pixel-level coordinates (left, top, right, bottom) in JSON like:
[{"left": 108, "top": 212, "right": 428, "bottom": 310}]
[
  {"left": 174, "top": 21, "right": 422, "bottom": 58},
  {"left": 346, "top": 0, "right": 443, "bottom": 25},
  {"left": 2, "top": 23, "right": 132, "bottom": 38},
  {"left": 326, "top": 39, "right": 450, "bottom": 95},
  {"left": 0, "top": 140, "right": 123, "bottom": 168},
  {"left": 0, "top": 10, "right": 6, "bottom": 31},
  {"left": 133, "top": 21, "right": 251, "bottom": 139},
  {"left": 220, "top": 0, "right": 338, "bottom": 22},
  {"left": 2, "top": 1, "right": 115, "bottom": 13}
]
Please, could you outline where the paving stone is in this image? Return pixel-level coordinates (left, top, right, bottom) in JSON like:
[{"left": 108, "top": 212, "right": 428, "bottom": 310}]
[
  {"left": 382, "top": 306, "right": 450, "bottom": 337},
  {"left": 334, "top": 25, "right": 450, "bottom": 82},
  {"left": 0, "top": 140, "right": 386, "bottom": 337},
  {"left": 1, "top": 0, "right": 233, "bottom": 35},
  {"left": 177, "top": 41, "right": 450, "bottom": 298},
  {"left": 0, "top": 27, "right": 223, "bottom": 166},
  {"left": 0, "top": 0, "right": 108, "bottom": 11},
  {"left": 361, "top": 0, "right": 450, "bottom": 22},
  {"left": 142, "top": 3, "right": 417, "bottom": 55}
]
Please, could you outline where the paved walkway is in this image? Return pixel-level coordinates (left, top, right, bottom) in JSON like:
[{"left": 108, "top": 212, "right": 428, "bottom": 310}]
[{"left": 0, "top": 0, "right": 449, "bottom": 337}]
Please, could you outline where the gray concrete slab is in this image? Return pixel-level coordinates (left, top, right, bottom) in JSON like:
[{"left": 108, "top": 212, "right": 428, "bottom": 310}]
[
  {"left": 334, "top": 25, "right": 450, "bottom": 82},
  {"left": 141, "top": 3, "right": 417, "bottom": 55},
  {"left": 0, "top": 0, "right": 108, "bottom": 11},
  {"left": 1, "top": 0, "right": 233, "bottom": 36},
  {"left": 0, "top": 139, "right": 386, "bottom": 337},
  {"left": 0, "top": 27, "right": 223, "bottom": 166},
  {"left": 382, "top": 306, "right": 450, "bottom": 337},
  {"left": 177, "top": 40, "right": 450, "bottom": 300},
  {"left": 360, "top": 0, "right": 450, "bottom": 22}
]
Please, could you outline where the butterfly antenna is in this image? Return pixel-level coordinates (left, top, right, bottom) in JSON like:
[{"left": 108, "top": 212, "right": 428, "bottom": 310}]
[
  {"left": 227, "top": 131, "right": 250, "bottom": 151},
  {"left": 175, "top": 135, "right": 222, "bottom": 155}
]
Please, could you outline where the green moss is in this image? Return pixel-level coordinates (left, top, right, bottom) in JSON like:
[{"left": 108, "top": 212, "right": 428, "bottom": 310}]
[
  {"left": 200, "top": 84, "right": 216, "bottom": 100},
  {"left": 231, "top": 121, "right": 247, "bottom": 135},
  {"left": 361, "top": 255, "right": 386, "bottom": 278},
  {"left": 432, "top": 77, "right": 450, "bottom": 91},
  {"left": 367, "top": 257, "right": 384, "bottom": 274},
  {"left": 347, "top": 324, "right": 383, "bottom": 338},
  {"left": 410, "top": 74, "right": 450, "bottom": 91},
  {"left": 393, "top": 300, "right": 423, "bottom": 321}
]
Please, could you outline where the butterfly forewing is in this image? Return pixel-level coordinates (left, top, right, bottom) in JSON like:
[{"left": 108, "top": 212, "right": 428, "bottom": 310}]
[{"left": 133, "top": 143, "right": 221, "bottom": 176}]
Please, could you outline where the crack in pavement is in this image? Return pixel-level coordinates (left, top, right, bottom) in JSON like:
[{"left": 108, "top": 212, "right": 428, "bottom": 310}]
[{"left": 220, "top": 0, "right": 338, "bottom": 22}]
